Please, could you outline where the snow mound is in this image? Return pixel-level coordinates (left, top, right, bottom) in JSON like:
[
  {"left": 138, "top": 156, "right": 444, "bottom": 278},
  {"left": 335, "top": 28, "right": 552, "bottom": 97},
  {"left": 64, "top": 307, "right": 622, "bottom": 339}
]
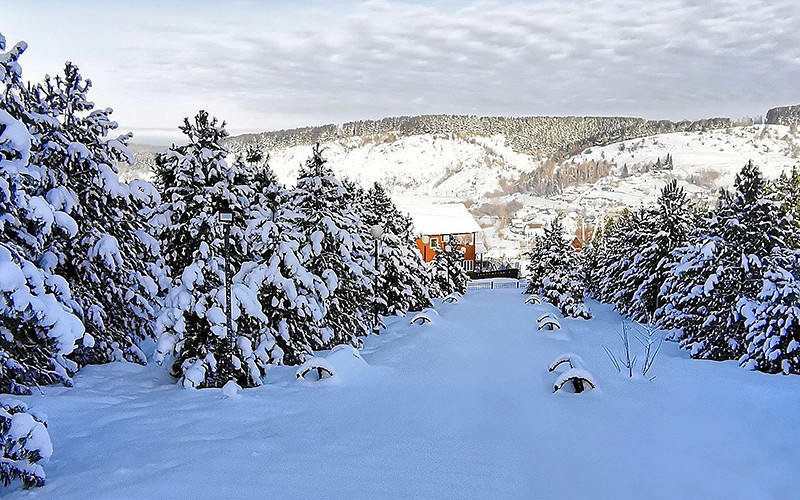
[
  {"left": 553, "top": 368, "right": 596, "bottom": 393},
  {"left": 525, "top": 295, "right": 542, "bottom": 304},
  {"left": 221, "top": 380, "right": 241, "bottom": 399},
  {"left": 548, "top": 353, "right": 585, "bottom": 372},
  {"left": 538, "top": 318, "right": 561, "bottom": 331},
  {"left": 296, "top": 345, "right": 372, "bottom": 384},
  {"left": 410, "top": 313, "right": 433, "bottom": 325},
  {"left": 442, "top": 293, "right": 460, "bottom": 304}
]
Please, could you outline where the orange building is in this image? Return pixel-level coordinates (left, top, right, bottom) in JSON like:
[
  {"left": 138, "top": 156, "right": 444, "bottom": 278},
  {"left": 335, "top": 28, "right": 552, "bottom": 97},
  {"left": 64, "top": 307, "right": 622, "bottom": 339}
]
[{"left": 398, "top": 203, "right": 483, "bottom": 272}]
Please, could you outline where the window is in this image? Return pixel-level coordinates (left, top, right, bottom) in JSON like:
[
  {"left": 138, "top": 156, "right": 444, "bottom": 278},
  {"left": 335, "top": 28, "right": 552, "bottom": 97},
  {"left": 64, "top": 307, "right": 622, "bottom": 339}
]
[{"left": 430, "top": 237, "right": 440, "bottom": 249}]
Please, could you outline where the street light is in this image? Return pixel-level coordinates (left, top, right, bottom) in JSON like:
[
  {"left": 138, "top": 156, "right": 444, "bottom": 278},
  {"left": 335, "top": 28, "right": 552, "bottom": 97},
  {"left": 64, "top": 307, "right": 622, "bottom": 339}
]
[
  {"left": 370, "top": 224, "right": 384, "bottom": 335},
  {"left": 444, "top": 243, "right": 452, "bottom": 292},
  {"left": 218, "top": 211, "right": 235, "bottom": 355},
  {"left": 421, "top": 235, "right": 430, "bottom": 262}
]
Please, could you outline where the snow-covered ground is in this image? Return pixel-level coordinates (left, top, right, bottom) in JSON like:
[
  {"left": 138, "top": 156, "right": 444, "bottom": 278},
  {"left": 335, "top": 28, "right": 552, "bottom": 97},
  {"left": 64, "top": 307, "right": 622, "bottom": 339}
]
[{"left": 7, "top": 290, "right": 800, "bottom": 499}]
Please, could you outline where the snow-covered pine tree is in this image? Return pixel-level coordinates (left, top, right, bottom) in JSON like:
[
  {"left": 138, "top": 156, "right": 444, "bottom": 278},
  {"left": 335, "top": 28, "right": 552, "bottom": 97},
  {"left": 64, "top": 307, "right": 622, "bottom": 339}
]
[
  {"left": 0, "top": 396, "right": 52, "bottom": 489},
  {"left": 771, "top": 167, "right": 800, "bottom": 247},
  {"left": 429, "top": 242, "right": 468, "bottom": 297},
  {"left": 1, "top": 33, "right": 85, "bottom": 395},
  {"left": 291, "top": 145, "right": 374, "bottom": 348},
  {"left": 526, "top": 214, "right": 591, "bottom": 318},
  {"left": 244, "top": 152, "right": 329, "bottom": 365},
  {"left": 659, "top": 162, "right": 795, "bottom": 362},
  {"left": 738, "top": 245, "right": 800, "bottom": 374},
  {"left": 620, "top": 181, "right": 695, "bottom": 320},
  {"left": 357, "top": 182, "right": 432, "bottom": 314},
  {"left": 25, "top": 62, "right": 164, "bottom": 367},
  {"left": 153, "top": 111, "right": 266, "bottom": 388}
]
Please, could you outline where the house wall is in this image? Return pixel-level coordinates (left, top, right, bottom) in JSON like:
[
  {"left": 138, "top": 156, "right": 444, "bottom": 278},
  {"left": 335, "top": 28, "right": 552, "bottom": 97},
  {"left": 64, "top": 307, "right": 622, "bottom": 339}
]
[{"left": 415, "top": 232, "right": 476, "bottom": 268}]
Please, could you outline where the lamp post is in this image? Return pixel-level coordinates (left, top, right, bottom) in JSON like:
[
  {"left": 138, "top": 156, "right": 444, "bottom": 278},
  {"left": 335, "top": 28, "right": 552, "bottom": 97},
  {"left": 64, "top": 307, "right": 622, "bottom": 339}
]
[
  {"left": 421, "top": 235, "right": 430, "bottom": 262},
  {"left": 444, "top": 243, "right": 452, "bottom": 292},
  {"left": 370, "top": 224, "right": 384, "bottom": 335},
  {"left": 218, "top": 211, "right": 234, "bottom": 353}
]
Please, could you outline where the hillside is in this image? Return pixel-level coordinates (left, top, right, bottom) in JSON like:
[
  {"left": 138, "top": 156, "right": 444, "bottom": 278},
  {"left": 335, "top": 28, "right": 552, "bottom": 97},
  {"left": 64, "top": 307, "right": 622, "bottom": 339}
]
[{"left": 119, "top": 114, "right": 800, "bottom": 260}]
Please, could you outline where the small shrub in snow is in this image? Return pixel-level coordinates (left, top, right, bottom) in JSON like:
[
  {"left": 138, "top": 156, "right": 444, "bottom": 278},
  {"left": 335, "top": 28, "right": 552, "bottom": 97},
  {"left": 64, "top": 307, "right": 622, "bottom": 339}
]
[
  {"left": 537, "top": 315, "right": 561, "bottom": 331},
  {"left": 0, "top": 397, "right": 52, "bottom": 489},
  {"left": 442, "top": 293, "right": 460, "bottom": 304},
  {"left": 603, "top": 321, "right": 662, "bottom": 379}
]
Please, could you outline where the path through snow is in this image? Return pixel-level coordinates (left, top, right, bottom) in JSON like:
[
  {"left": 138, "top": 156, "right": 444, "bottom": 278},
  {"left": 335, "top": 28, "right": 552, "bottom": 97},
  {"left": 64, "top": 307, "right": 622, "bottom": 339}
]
[{"left": 7, "top": 289, "right": 800, "bottom": 499}]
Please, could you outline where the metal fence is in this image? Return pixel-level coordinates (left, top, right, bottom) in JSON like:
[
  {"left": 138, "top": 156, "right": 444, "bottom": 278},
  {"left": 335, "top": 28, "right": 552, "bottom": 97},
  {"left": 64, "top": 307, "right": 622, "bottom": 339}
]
[{"left": 467, "top": 279, "right": 527, "bottom": 290}]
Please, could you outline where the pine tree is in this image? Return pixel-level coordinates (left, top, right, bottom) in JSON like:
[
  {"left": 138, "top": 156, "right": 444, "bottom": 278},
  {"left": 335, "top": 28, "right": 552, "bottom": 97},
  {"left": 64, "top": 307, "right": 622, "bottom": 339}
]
[
  {"left": 153, "top": 111, "right": 265, "bottom": 388},
  {"left": 291, "top": 145, "right": 374, "bottom": 349},
  {"left": 526, "top": 215, "right": 591, "bottom": 318},
  {"left": 621, "top": 181, "right": 695, "bottom": 320},
  {"left": 25, "top": 62, "right": 164, "bottom": 367},
  {"left": 0, "top": 396, "right": 52, "bottom": 489},
  {"left": 429, "top": 242, "right": 468, "bottom": 297},
  {"left": 245, "top": 152, "right": 329, "bottom": 365},
  {"left": 738, "top": 246, "right": 800, "bottom": 374},
  {"left": 659, "top": 162, "right": 794, "bottom": 362},
  {"left": 358, "top": 183, "right": 433, "bottom": 314},
  {"left": 1, "top": 33, "right": 85, "bottom": 395}
]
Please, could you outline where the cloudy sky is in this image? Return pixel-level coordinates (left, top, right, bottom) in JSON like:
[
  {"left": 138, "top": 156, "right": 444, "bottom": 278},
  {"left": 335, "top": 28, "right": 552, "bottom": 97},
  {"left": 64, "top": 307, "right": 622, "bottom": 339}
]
[{"left": 3, "top": 0, "right": 799, "bottom": 144}]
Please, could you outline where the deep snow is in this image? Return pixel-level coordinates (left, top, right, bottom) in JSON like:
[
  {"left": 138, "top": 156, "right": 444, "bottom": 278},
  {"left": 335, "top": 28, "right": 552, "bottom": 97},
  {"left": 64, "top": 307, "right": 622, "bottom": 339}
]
[{"left": 6, "top": 289, "right": 800, "bottom": 499}]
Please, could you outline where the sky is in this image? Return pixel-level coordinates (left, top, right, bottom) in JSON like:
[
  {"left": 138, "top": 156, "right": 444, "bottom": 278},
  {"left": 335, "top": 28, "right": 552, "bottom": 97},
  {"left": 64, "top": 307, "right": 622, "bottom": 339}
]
[{"left": 2, "top": 0, "right": 799, "bottom": 145}]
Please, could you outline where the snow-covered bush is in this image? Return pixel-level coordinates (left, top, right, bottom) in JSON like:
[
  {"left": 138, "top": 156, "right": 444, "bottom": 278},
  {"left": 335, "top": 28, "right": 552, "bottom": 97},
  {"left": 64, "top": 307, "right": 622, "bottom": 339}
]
[
  {"left": 0, "top": 397, "right": 52, "bottom": 489},
  {"left": 526, "top": 215, "right": 591, "bottom": 318}
]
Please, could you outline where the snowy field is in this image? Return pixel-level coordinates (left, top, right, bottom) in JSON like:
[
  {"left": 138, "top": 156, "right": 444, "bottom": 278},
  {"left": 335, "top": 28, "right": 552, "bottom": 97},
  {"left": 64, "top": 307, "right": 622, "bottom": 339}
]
[{"left": 7, "top": 289, "right": 800, "bottom": 499}]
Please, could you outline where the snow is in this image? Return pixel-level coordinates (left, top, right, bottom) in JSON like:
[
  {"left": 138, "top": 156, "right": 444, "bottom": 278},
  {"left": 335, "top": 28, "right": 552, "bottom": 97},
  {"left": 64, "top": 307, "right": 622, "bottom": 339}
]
[
  {"left": 9, "top": 289, "right": 800, "bottom": 498},
  {"left": 397, "top": 203, "right": 482, "bottom": 236},
  {"left": 0, "top": 108, "right": 31, "bottom": 167},
  {"left": 0, "top": 261, "right": 26, "bottom": 292}
]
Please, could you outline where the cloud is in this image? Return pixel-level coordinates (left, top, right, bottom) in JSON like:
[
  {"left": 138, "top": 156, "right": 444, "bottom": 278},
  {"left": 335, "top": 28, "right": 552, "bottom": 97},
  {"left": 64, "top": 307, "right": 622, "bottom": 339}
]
[{"left": 5, "top": 0, "right": 800, "bottom": 141}]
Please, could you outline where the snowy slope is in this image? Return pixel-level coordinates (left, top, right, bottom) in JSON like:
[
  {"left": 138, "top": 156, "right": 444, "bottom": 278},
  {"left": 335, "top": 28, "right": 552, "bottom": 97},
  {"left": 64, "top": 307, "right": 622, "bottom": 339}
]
[
  {"left": 120, "top": 123, "right": 800, "bottom": 260},
  {"left": 262, "top": 133, "right": 539, "bottom": 200},
  {"left": 8, "top": 289, "right": 800, "bottom": 499}
]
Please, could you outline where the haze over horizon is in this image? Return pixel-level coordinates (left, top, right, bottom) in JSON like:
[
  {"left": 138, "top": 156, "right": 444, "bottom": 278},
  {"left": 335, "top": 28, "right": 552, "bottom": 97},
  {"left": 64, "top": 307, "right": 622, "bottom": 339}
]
[{"left": 3, "top": 0, "right": 799, "bottom": 145}]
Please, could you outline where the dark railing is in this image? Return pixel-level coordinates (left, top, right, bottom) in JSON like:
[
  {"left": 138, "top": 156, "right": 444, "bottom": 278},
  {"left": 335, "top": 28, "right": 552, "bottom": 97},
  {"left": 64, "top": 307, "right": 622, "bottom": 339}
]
[{"left": 468, "top": 268, "right": 520, "bottom": 280}]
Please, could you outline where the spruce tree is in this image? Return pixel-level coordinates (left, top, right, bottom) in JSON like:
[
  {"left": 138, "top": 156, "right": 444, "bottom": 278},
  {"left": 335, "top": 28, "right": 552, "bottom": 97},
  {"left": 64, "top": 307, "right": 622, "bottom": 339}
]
[
  {"left": 358, "top": 183, "right": 433, "bottom": 314},
  {"left": 25, "top": 63, "right": 164, "bottom": 367},
  {"left": 659, "top": 162, "right": 794, "bottom": 362},
  {"left": 153, "top": 111, "right": 265, "bottom": 388},
  {"left": 526, "top": 215, "right": 591, "bottom": 318},
  {"left": 291, "top": 145, "right": 374, "bottom": 349},
  {"left": 1, "top": 34, "right": 85, "bottom": 395}
]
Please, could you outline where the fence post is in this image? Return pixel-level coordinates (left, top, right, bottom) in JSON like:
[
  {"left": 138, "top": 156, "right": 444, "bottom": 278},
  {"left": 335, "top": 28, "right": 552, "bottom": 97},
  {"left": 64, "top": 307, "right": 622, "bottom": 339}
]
[{"left": 491, "top": 281, "right": 494, "bottom": 289}]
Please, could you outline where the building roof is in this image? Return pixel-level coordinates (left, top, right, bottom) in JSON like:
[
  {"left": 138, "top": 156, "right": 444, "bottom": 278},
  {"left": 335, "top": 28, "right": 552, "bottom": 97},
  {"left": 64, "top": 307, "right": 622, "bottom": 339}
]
[{"left": 397, "top": 203, "right": 482, "bottom": 236}]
